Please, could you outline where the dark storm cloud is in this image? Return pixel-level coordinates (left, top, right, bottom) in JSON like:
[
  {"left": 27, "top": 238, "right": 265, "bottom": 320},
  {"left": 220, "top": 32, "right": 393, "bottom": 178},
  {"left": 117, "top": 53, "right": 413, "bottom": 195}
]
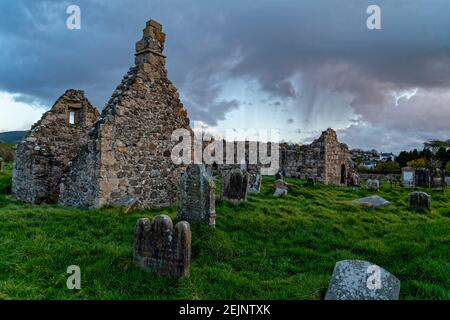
[{"left": 1, "top": 0, "right": 450, "bottom": 149}]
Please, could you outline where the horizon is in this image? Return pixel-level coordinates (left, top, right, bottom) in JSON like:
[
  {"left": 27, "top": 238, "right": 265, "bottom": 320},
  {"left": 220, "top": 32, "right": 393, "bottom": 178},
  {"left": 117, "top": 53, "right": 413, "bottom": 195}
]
[{"left": 1, "top": 1, "right": 450, "bottom": 153}]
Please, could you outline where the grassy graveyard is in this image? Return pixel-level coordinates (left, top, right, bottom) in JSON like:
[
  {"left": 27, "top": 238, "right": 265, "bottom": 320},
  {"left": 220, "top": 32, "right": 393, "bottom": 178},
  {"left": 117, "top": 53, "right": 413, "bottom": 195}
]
[{"left": 0, "top": 162, "right": 449, "bottom": 300}]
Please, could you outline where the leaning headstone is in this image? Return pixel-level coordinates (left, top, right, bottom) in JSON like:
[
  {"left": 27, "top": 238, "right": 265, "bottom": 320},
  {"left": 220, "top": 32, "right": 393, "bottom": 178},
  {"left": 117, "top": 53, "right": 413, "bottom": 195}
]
[
  {"left": 366, "top": 179, "right": 380, "bottom": 191},
  {"left": 247, "top": 173, "right": 262, "bottom": 193},
  {"left": 118, "top": 196, "right": 138, "bottom": 214},
  {"left": 133, "top": 215, "right": 191, "bottom": 278},
  {"left": 353, "top": 195, "right": 390, "bottom": 208},
  {"left": 273, "top": 179, "right": 289, "bottom": 197},
  {"left": 221, "top": 168, "right": 249, "bottom": 205},
  {"left": 307, "top": 176, "right": 316, "bottom": 187},
  {"left": 408, "top": 191, "right": 431, "bottom": 212},
  {"left": 325, "top": 260, "right": 401, "bottom": 300},
  {"left": 177, "top": 164, "right": 216, "bottom": 226},
  {"left": 0, "top": 157, "right": 4, "bottom": 173}
]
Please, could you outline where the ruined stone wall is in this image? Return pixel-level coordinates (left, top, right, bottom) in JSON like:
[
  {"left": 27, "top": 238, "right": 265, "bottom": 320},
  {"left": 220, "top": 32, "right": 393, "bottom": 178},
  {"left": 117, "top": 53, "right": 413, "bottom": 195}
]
[
  {"left": 323, "top": 129, "right": 353, "bottom": 185},
  {"left": 280, "top": 128, "right": 355, "bottom": 185},
  {"left": 59, "top": 20, "right": 190, "bottom": 209},
  {"left": 208, "top": 141, "right": 274, "bottom": 176},
  {"left": 12, "top": 90, "right": 99, "bottom": 204}
]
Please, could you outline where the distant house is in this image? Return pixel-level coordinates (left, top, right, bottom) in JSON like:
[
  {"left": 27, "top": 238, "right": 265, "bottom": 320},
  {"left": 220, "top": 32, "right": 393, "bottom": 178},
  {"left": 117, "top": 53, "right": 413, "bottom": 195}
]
[
  {"left": 361, "top": 160, "right": 377, "bottom": 170},
  {"left": 379, "top": 153, "right": 394, "bottom": 162}
]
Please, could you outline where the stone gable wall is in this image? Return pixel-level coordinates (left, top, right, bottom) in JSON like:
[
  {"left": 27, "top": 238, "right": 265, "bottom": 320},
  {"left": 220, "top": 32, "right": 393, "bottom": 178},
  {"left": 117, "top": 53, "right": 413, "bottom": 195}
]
[
  {"left": 12, "top": 90, "right": 99, "bottom": 204},
  {"left": 280, "top": 128, "right": 355, "bottom": 185},
  {"left": 59, "top": 20, "right": 190, "bottom": 209}
]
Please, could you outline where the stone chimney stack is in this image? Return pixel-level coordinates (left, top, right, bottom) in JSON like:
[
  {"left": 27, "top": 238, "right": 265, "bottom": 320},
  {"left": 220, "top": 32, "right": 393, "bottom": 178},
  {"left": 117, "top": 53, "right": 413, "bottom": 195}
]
[{"left": 135, "top": 20, "right": 166, "bottom": 66}]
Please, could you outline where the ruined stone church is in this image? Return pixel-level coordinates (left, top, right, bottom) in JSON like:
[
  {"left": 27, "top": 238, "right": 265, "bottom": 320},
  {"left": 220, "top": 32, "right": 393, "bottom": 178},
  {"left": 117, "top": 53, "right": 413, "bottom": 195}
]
[
  {"left": 12, "top": 20, "right": 357, "bottom": 209},
  {"left": 13, "top": 20, "right": 190, "bottom": 209},
  {"left": 280, "top": 128, "right": 357, "bottom": 185},
  {"left": 12, "top": 90, "right": 100, "bottom": 204}
]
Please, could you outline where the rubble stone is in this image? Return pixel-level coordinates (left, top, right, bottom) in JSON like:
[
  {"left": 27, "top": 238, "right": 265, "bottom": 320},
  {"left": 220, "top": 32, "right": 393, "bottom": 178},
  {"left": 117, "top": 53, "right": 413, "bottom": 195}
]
[{"left": 12, "top": 90, "right": 99, "bottom": 204}]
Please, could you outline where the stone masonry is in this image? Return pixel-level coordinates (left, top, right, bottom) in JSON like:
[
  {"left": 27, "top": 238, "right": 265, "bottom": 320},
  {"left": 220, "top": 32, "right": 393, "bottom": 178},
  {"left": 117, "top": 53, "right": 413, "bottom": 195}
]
[
  {"left": 133, "top": 215, "right": 191, "bottom": 277},
  {"left": 58, "top": 20, "right": 191, "bottom": 209},
  {"left": 177, "top": 164, "right": 216, "bottom": 226},
  {"left": 12, "top": 90, "right": 99, "bottom": 204},
  {"left": 280, "top": 128, "right": 357, "bottom": 185}
]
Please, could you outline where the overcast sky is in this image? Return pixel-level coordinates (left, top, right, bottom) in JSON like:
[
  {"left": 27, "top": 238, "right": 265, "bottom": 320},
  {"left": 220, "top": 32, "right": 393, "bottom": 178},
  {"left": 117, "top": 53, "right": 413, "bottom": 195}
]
[{"left": 1, "top": 0, "right": 449, "bottom": 153}]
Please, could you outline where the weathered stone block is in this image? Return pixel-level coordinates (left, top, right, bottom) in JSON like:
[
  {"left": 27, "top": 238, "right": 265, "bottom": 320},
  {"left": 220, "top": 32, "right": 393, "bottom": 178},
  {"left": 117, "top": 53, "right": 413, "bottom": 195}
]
[
  {"left": 366, "top": 179, "right": 380, "bottom": 191},
  {"left": 408, "top": 191, "right": 431, "bottom": 211},
  {"left": 325, "top": 260, "right": 401, "bottom": 300},
  {"left": 177, "top": 164, "right": 216, "bottom": 226},
  {"left": 247, "top": 173, "right": 262, "bottom": 193},
  {"left": 133, "top": 215, "right": 191, "bottom": 278},
  {"left": 220, "top": 168, "right": 249, "bottom": 205},
  {"left": 273, "top": 179, "right": 289, "bottom": 197},
  {"left": 353, "top": 195, "right": 390, "bottom": 208},
  {"left": 0, "top": 157, "right": 4, "bottom": 173},
  {"left": 118, "top": 196, "right": 138, "bottom": 214}
]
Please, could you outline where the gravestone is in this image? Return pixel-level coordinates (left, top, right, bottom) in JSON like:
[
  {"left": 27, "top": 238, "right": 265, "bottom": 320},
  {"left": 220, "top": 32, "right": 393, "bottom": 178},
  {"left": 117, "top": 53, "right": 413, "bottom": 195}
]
[
  {"left": 133, "top": 215, "right": 191, "bottom": 278},
  {"left": 307, "top": 176, "right": 316, "bottom": 187},
  {"left": 118, "top": 196, "right": 138, "bottom": 214},
  {"left": 177, "top": 164, "right": 216, "bottom": 226},
  {"left": 247, "top": 173, "right": 262, "bottom": 193},
  {"left": 273, "top": 179, "right": 289, "bottom": 197},
  {"left": 0, "top": 157, "right": 4, "bottom": 173},
  {"left": 408, "top": 191, "right": 431, "bottom": 212},
  {"left": 325, "top": 260, "right": 401, "bottom": 300},
  {"left": 353, "top": 195, "right": 390, "bottom": 208},
  {"left": 366, "top": 179, "right": 380, "bottom": 191},
  {"left": 221, "top": 168, "right": 249, "bottom": 205},
  {"left": 402, "top": 167, "right": 415, "bottom": 187},
  {"left": 415, "top": 169, "right": 430, "bottom": 188}
]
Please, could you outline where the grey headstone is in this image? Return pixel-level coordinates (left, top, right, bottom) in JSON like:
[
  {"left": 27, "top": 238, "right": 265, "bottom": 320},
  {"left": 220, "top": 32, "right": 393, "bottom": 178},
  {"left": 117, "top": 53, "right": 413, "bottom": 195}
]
[
  {"left": 273, "top": 179, "right": 289, "bottom": 197},
  {"left": 325, "top": 260, "right": 401, "bottom": 300},
  {"left": 247, "top": 173, "right": 262, "bottom": 193},
  {"left": 133, "top": 215, "right": 191, "bottom": 278},
  {"left": 366, "top": 179, "right": 380, "bottom": 191},
  {"left": 177, "top": 164, "right": 216, "bottom": 226},
  {"left": 353, "top": 195, "right": 390, "bottom": 208},
  {"left": 273, "top": 188, "right": 288, "bottom": 197},
  {"left": 408, "top": 191, "right": 431, "bottom": 212},
  {"left": 118, "top": 195, "right": 138, "bottom": 214},
  {"left": 221, "top": 168, "right": 249, "bottom": 205}
]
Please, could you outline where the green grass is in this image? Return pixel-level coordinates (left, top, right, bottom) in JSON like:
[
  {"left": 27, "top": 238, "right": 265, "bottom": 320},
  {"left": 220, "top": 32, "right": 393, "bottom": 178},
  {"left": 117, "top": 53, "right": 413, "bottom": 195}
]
[{"left": 0, "top": 163, "right": 449, "bottom": 300}]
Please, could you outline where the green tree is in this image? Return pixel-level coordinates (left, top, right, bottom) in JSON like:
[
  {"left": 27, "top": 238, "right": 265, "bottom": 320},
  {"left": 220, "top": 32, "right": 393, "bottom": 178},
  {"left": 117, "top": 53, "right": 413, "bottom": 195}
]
[
  {"left": 407, "top": 158, "right": 427, "bottom": 169},
  {"left": 375, "top": 161, "right": 401, "bottom": 174},
  {"left": 446, "top": 161, "right": 450, "bottom": 173}
]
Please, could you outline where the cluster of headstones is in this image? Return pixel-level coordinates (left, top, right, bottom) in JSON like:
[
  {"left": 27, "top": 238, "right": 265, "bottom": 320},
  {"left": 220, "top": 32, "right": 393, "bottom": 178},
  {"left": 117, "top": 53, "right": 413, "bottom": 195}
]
[
  {"left": 355, "top": 179, "right": 432, "bottom": 211},
  {"left": 131, "top": 165, "right": 432, "bottom": 289},
  {"left": 133, "top": 164, "right": 261, "bottom": 277}
]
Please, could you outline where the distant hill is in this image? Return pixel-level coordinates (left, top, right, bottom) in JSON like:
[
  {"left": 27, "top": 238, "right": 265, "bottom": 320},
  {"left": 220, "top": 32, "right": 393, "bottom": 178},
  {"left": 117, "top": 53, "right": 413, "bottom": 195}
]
[{"left": 0, "top": 131, "right": 27, "bottom": 144}]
